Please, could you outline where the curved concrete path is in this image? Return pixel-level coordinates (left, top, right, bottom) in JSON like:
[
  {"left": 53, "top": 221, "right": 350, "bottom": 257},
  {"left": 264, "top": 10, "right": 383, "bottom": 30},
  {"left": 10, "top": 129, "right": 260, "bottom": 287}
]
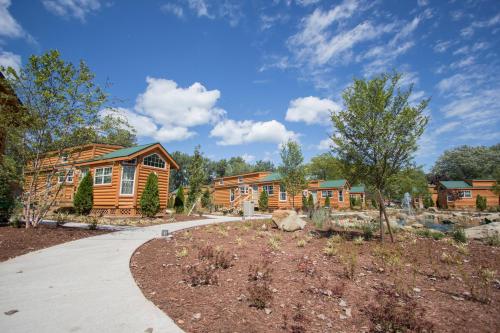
[{"left": 0, "top": 215, "right": 267, "bottom": 333}]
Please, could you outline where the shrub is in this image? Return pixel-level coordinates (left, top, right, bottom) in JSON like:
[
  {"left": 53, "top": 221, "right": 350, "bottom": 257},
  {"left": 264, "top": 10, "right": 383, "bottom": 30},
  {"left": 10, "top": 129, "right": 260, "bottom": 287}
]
[
  {"left": 353, "top": 236, "right": 364, "bottom": 245},
  {"left": 362, "top": 223, "right": 375, "bottom": 240},
  {"left": 258, "top": 190, "right": 268, "bottom": 211},
  {"left": 301, "top": 195, "right": 308, "bottom": 213},
  {"left": 0, "top": 170, "right": 15, "bottom": 223},
  {"left": 268, "top": 235, "right": 281, "bottom": 251},
  {"left": 312, "top": 209, "right": 329, "bottom": 229},
  {"left": 476, "top": 194, "right": 487, "bottom": 211},
  {"left": 176, "top": 247, "right": 188, "bottom": 258},
  {"left": 185, "top": 264, "right": 219, "bottom": 286},
  {"left": 198, "top": 245, "right": 215, "bottom": 260},
  {"left": 213, "top": 249, "right": 233, "bottom": 269},
  {"left": 201, "top": 188, "right": 212, "bottom": 209},
  {"left": 247, "top": 260, "right": 273, "bottom": 309},
  {"left": 452, "top": 227, "right": 467, "bottom": 244},
  {"left": 174, "top": 186, "right": 185, "bottom": 213},
  {"left": 9, "top": 214, "right": 22, "bottom": 228},
  {"left": 167, "top": 196, "right": 174, "bottom": 209},
  {"left": 484, "top": 231, "right": 500, "bottom": 247},
  {"left": 297, "top": 239, "right": 306, "bottom": 247},
  {"left": 324, "top": 196, "right": 330, "bottom": 208},
  {"left": 84, "top": 215, "right": 98, "bottom": 230},
  {"left": 307, "top": 194, "right": 314, "bottom": 215},
  {"left": 73, "top": 172, "right": 93, "bottom": 215},
  {"left": 140, "top": 173, "right": 160, "bottom": 217}
]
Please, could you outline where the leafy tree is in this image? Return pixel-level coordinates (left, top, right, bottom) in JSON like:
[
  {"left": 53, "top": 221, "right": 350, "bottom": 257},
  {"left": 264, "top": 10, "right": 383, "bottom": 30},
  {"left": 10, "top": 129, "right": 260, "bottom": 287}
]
[
  {"left": 307, "top": 193, "right": 314, "bottom": 217},
  {"left": 140, "top": 173, "right": 160, "bottom": 217},
  {"left": 186, "top": 146, "right": 206, "bottom": 214},
  {"left": 492, "top": 167, "right": 500, "bottom": 195},
  {"left": 201, "top": 188, "right": 212, "bottom": 209},
  {"left": 97, "top": 113, "right": 137, "bottom": 147},
  {"left": 227, "top": 156, "right": 253, "bottom": 175},
  {"left": 258, "top": 189, "right": 268, "bottom": 211},
  {"left": 476, "top": 195, "right": 487, "bottom": 211},
  {"left": 301, "top": 195, "right": 308, "bottom": 212},
  {"left": 0, "top": 161, "right": 16, "bottom": 223},
  {"left": 431, "top": 144, "right": 500, "bottom": 180},
  {"left": 174, "top": 186, "right": 185, "bottom": 213},
  {"left": 73, "top": 172, "right": 93, "bottom": 215},
  {"left": 169, "top": 151, "right": 191, "bottom": 192},
  {"left": 423, "top": 195, "right": 434, "bottom": 209},
  {"left": 306, "top": 153, "right": 344, "bottom": 180},
  {"left": 254, "top": 160, "right": 275, "bottom": 172},
  {"left": 386, "top": 167, "right": 428, "bottom": 202},
  {"left": 324, "top": 196, "right": 330, "bottom": 208},
  {"left": 2, "top": 50, "right": 131, "bottom": 228},
  {"left": 278, "top": 140, "right": 307, "bottom": 208},
  {"left": 331, "top": 72, "right": 429, "bottom": 242}
]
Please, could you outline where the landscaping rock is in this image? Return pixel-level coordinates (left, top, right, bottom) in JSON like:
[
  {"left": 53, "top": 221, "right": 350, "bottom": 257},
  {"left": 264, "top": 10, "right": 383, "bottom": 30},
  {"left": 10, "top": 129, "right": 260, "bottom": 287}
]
[
  {"left": 465, "top": 222, "right": 500, "bottom": 240},
  {"left": 271, "top": 210, "right": 306, "bottom": 232}
]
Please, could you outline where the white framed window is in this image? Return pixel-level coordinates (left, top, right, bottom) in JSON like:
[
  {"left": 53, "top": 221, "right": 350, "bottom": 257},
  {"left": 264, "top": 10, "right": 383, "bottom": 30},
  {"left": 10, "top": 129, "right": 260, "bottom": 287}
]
[
  {"left": 239, "top": 185, "right": 248, "bottom": 194},
  {"left": 94, "top": 167, "right": 112, "bottom": 185},
  {"left": 219, "top": 179, "right": 224, "bottom": 185},
  {"left": 230, "top": 188, "right": 235, "bottom": 202},
  {"left": 143, "top": 153, "right": 166, "bottom": 169},
  {"left": 460, "top": 190, "right": 472, "bottom": 198},
  {"left": 238, "top": 176, "right": 243, "bottom": 183},
  {"left": 263, "top": 185, "right": 274, "bottom": 195},
  {"left": 279, "top": 184, "right": 287, "bottom": 201},
  {"left": 321, "top": 190, "right": 333, "bottom": 198},
  {"left": 58, "top": 169, "right": 74, "bottom": 183},
  {"left": 120, "top": 165, "right": 136, "bottom": 195},
  {"left": 339, "top": 190, "right": 344, "bottom": 202}
]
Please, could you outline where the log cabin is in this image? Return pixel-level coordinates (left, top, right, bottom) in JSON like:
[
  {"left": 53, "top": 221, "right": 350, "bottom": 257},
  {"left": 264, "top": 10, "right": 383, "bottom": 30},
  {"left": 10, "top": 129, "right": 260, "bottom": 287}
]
[
  {"left": 349, "top": 185, "right": 366, "bottom": 206},
  {"left": 23, "top": 142, "right": 179, "bottom": 216},
  {"left": 436, "top": 179, "right": 499, "bottom": 209},
  {"left": 212, "top": 171, "right": 350, "bottom": 211}
]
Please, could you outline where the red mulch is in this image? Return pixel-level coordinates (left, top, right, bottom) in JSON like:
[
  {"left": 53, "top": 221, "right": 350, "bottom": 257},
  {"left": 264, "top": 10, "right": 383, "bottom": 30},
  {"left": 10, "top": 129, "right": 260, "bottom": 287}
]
[
  {"left": 0, "top": 224, "right": 111, "bottom": 262},
  {"left": 131, "top": 220, "right": 500, "bottom": 333}
]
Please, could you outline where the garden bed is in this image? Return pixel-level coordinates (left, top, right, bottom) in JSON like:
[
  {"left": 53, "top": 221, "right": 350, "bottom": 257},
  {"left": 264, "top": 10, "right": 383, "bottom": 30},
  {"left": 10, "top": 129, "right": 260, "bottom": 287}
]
[
  {"left": 0, "top": 224, "right": 111, "bottom": 262},
  {"left": 131, "top": 219, "right": 500, "bottom": 333}
]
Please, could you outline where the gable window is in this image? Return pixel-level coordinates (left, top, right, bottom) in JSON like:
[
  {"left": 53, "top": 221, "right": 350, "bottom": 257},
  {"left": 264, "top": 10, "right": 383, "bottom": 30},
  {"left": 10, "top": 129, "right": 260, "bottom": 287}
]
[
  {"left": 58, "top": 169, "right": 74, "bottom": 183},
  {"left": 143, "top": 153, "right": 165, "bottom": 169},
  {"left": 263, "top": 185, "right": 274, "bottom": 195},
  {"left": 238, "top": 176, "right": 243, "bottom": 183},
  {"left": 339, "top": 190, "right": 344, "bottom": 202},
  {"left": 279, "top": 184, "right": 287, "bottom": 201},
  {"left": 120, "top": 166, "right": 136, "bottom": 195},
  {"left": 60, "top": 153, "right": 69, "bottom": 163},
  {"left": 321, "top": 190, "right": 333, "bottom": 198},
  {"left": 230, "top": 188, "right": 235, "bottom": 202},
  {"left": 219, "top": 179, "right": 224, "bottom": 185},
  {"left": 95, "top": 167, "right": 112, "bottom": 185}
]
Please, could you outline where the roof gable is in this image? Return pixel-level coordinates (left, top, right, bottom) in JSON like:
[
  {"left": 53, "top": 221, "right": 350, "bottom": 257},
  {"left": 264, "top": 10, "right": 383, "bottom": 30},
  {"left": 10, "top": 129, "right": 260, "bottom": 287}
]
[
  {"left": 439, "top": 181, "right": 472, "bottom": 189},
  {"left": 350, "top": 185, "right": 365, "bottom": 193},
  {"left": 260, "top": 172, "right": 282, "bottom": 182},
  {"left": 319, "top": 179, "right": 347, "bottom": 188}
]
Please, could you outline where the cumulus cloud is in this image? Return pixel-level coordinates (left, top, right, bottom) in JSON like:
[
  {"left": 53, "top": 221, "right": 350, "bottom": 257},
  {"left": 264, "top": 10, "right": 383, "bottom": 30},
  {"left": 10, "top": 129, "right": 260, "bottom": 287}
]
[
  {"left": 0, "top": 51, "right": 21, "bottom": 73},
  {"left": 42, "top": 0, "right": 102, "bottom": 22},
  {"left": 0, "top": 0, "right": 23, "bottom": 38},
  {"left": 317, "top": 138, "right": 332, "bottom": 150},
  {"left": 161, "top": 3, "right": 184, "bottom": 18},
  {"left": 241, "top": 153, "right": 255, "bottom": 163},
  {"left": 286, "top": 96, "right": 340, "bottom": 125},
  {"left": 210, "top": 119, "right": 298, "bottom": 146}
]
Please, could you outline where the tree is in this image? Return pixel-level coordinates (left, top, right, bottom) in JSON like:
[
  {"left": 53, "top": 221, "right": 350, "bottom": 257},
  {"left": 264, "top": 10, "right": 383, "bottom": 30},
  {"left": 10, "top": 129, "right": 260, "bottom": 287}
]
[
  {"left": 140, "top": 173, "right": 160, "bottom": 217},
  {"left": 174, "top": 186, "right": 185, "bottom": 213},
  {"left": 278, "top": 140, "right": 307, "bottom": 208},
  {"left": 2, "top": 50, "right": 131, "bottom": 228},
  {"left": 258, "top": 189, "right": 268, "bottom": 211},
  {"left": 97, "top": 113, "right": 137, "bottom": 147},
  {"left": 186, "top": 146, "right": 206, "bottom": 214},
  {"left": 306, "top": 153, "right": 343, "bottom": 180},
  {"left": 254, "top": 160, "right": 275, "bottom": 172},
  {"left": 476, "top": 195, "right": 487, "bottom": 211},
  {"left": 169, "top": 151, "right": 191, "bottom": 192},
  {"left": 423, "top": 195, "right": 434, "bottom": 208},
  {"left": 431, "top": 144, "right": 500, "bottom": 180},
  {"left": 73, "top": 172, "right": 93, "bottom": 215},
  {"left": 167, "top": 196, "right": 174, "bottom": 209},
  {"left": 331, "top": 72, "right": 429, "bottom": 242},
  {"left": 201, "top": 188, "right": 212, "bottom": 209},
  {"left": 301, "top": 195, "right": 308, "bottom": 212},
  {"left": 386, "top": 167, "right": 428, "bottom": 202},
  {"left": 307, "top": 193, "right": 314, "bottom": 218},
  {"left": 324, "top": 196, "right": 330, "bottom": 208},
  {"left": 227, "top": 156, "right": 253, "bottom": 176}
]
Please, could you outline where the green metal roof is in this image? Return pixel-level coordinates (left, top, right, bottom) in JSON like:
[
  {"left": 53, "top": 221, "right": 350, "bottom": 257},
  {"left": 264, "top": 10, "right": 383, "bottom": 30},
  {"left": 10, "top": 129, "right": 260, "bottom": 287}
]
[
  {"left": 319, "top": 179, "right": 347, "bottom": 188},
  {"left": 440, "top": 180, "right": 472, "bottom": 189},
  {"left": 350, "top": 185, "right": 365, "bottom": 193},
  {"left": 260, "top": 172, "right": 282, "bottom": 182},
  {"left": 88, "top": 143, "right": 158, "bottom": 162}
]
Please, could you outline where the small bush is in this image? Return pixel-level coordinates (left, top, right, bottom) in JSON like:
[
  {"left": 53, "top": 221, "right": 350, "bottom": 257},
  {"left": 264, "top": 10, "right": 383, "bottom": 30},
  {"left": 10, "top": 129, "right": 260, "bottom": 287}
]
[
  {"left": 297, "top": 257, "right": 316, "bottom": 277},
  {"left": 297, "top": 239, "right": 306, "bottom": 248},
  {"left": 324, "top": 196, "right": 330, "bottom": 208},
  {"left": 452, "top": 227, "right": 467, "bottom": 244},
  {"left": 301, "top": 195, "right": 308, "bottom": 213},
  {"left": 176, "top": 247, "right": 188, "bottom": 258},
  {"left": 247, "top": 281, "right": 273, "bottom": 309},
  {"left": 248, "top": 260, "right": 273, "bottom": 282},
  {"left": 73, "top": 172, "right": 93, "bottom": 215},
  {"left": 213, "top": 249, "right": 233, "bottom": 269},
  {"left": 484, "top": 231, "right": 500, "bottom": 247},
  {"left": 140, "top": 173, "right": 160, "bottom": 217},
  {"left": 312, "top": 209, "right": 329, "bottom": 229},
  {"left": 353, "top": 236, "right": 364, "bottom": 245},
  {"left": 185, "top": 264, "right": 219, "bottom": 286},
  {"left": 174, "top": 186, "right": 185, "bottom": 213},
  {"left": 9, "top": 214, "right": 22, "bottom": 228},
  {"left": 476, "top": 194, "right": 487, "bottom": 211},
  {"left": 85, "top": 215, "right": 98, "bottom": 230},
  {"left": 340, "top": 249, "right": 358, "bottom": 280},
  {"left": 198, "top": 245, "right": 215, "bottom": 260},
  {"left": 268, "top": 235, "right": 281, "bottom": 251},
  {"left": 362, "top": 223, "right": 375, "bottom": 240},
  {"left": 258, "top": 190, "right": 268, "bottom": 211}
]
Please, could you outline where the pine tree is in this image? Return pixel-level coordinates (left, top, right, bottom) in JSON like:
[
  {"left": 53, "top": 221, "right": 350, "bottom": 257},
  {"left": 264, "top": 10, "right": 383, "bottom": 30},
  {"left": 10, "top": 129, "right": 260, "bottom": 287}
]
[
  {"left": 324, "top": 196, "right": 330, "bottom": 208},
  {"left": 258, "top": 190, "right": 268, "bottom": 211},
  {"left": 307, "top": 193, "right": 314, "bottom": 210},
  {"left": 140, "top": 173, "right": 160, "bottom": 217},
  {"left": 73, "top": 172, "right": 93, "bottom": 215},
  {"left": 174, "top": 186, "right": 185, "bottom": 213},
  {"left": 476, "top": 195, "right": 486, "bottom": 211},
  {"left": 301, "top": 195, "right": 308, "bottom": 212},
  {"left": 201, "top": 188, "right": 212, "bottom": 209}
]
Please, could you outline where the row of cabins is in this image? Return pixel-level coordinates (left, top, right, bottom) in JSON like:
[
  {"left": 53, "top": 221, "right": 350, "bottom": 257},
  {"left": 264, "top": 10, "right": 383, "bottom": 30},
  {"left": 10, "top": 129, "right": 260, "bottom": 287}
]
[
  {"left": 24, "top": 142, "right": 179, "bottom": 216},
  {"left": 433, "top": 179, "right": 499, "bottom": 209},
  {"left": 212, "top": 171, "right": 364, "bottom": 211}
]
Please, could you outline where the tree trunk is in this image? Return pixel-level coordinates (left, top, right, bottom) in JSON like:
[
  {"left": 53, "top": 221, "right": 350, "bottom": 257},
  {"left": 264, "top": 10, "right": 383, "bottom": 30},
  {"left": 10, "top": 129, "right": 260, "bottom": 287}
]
[
  {"left": 379, "top": 204, "right": 383, "bottom": 241},
  {"left": 377, "top": 190, "right": 394, "bottom": 242}
]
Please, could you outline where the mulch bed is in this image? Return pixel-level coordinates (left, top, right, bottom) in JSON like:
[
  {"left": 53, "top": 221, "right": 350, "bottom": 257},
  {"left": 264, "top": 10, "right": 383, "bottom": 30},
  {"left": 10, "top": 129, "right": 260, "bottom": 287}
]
[
  {"left": 0, "top": 224, "right": 111, "bottom": 262},
  {"left": 131, "top": 219, "right": 500, "bottom": 333}
]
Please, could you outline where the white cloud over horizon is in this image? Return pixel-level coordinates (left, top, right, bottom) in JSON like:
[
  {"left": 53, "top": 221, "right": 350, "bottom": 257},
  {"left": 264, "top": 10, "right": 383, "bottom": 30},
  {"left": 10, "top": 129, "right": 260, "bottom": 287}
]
[
  {"left": 42, "top": 0, "right": 102, "bottom": 22},
  {"left": 286, "top": 96, "right": 340, "bottom": 125}
]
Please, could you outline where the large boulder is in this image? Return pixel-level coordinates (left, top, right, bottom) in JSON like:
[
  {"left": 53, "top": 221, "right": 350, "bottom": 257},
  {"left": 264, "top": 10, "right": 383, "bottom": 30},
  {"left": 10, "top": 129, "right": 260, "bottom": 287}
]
[
  {"left": 465, "top": 222, "right": 500, "bottom": 240},
  {"left": 271, "top": 210, "right": 306, "bottom": 232}
]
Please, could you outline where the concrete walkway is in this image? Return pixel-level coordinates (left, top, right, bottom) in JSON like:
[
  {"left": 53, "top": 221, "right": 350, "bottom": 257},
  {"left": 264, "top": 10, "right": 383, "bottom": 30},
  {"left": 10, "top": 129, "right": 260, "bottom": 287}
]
[{"left": 0, "top": 215, "right": 267, "bottom": 333}]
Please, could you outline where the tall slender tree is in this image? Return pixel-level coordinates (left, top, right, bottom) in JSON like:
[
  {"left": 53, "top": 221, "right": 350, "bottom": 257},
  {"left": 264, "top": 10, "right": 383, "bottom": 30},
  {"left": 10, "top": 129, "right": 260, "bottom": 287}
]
[
  {"left": 186, "top": 145, "right": 206, "bottom": 214},
  {"left": 278, "top": 140, "right": 307, "bottom": 208},
  {"left": 331, "top": 72, "right": 429, "bottom": 242}
]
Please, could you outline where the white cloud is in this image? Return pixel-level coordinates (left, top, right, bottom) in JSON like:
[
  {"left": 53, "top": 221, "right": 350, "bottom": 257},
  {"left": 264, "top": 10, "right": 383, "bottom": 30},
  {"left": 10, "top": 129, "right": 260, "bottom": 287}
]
[
  {"left": 0, "top": 50, "right": 21, "bottom": 73},
  {"left": 436, "top": 74, "right": 468, "bottom": 94},
  {"left": 460, "top": 13, "right": 500, "bottom": 38},
  {"left": 286, "top": 96, "right": 340, "bottom": 125},
  {"left": 296, "top": 0, "right": 321, "bottom": 6},
  {"left": 241, "top": 153, "right": 255, "bottom": 163},
  {"left": 441, "top": 89, "right": 500, "bottom": 121},
  {"left": 260, "top": 13, "right": 289, "bottom": 31},
  {"left": 161, "top": 3, "right": 184, "bottom": 18},
  {"left": 435, "top": 121, "right": 461, "bottom": 135},
  {"left": 188, "top": 0, "right": 212, "bottom": 18},
  {"left": 210, "top": 119, "right": 298, "bottom": 146},
  {"left": 409, "top": 90, "right": 425, "bottom": 104},
  {"left": 460, "top": 26, "right": 474, "bottom": 38},
  {"left": 135, "top": 76, "right": 225, "bottom": 128},
  {"left": 417, "top": 0, "right": 428, "bottom": 6},
  {"left": 317, "top": 138, "right": 331, "bottom": 150},
  {"left": 0, "top": 0, "right": 23, "bottom": 38},
  {"left": 42, "top": 0, "right": 102, "bottom": 22},
  {"left": 434, "top": 40, "right": 452, "bottom": 53}
]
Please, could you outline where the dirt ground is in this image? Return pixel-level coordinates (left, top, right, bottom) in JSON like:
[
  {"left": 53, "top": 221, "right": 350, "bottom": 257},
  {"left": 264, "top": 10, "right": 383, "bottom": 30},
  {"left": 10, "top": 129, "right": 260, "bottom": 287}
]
[
  {"left": 131, "top": 219, "right": 500, "bottom": 333},
  {"left": 0, "top": 224, "right": 111, "bottom": 262}
]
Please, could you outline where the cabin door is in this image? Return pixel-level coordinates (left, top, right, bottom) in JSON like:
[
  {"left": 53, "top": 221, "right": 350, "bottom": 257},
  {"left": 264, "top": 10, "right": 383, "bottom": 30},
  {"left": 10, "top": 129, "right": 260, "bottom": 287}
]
[
  {"left": 311, "top": 191, "right": 318, "bottom": 204},
  {"left": 252, "top": 185, "right": 259, "bottom": 201}
]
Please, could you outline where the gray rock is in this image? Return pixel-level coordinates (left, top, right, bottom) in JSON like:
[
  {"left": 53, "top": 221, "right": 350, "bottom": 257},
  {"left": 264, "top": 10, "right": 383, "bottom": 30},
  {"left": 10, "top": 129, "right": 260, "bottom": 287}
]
[
  {"left": 465, "top": 222, "right": 500, "bottom": 240},
  {"left": 271, "top": 210, "right": 306, "bottom": 232}
]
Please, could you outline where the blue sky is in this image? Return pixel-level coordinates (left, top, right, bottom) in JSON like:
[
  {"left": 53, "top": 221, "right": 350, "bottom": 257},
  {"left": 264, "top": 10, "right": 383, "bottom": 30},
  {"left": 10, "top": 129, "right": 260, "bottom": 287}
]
[{"left": 1, "top": 0, "right": 499, "bottom": 170}]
